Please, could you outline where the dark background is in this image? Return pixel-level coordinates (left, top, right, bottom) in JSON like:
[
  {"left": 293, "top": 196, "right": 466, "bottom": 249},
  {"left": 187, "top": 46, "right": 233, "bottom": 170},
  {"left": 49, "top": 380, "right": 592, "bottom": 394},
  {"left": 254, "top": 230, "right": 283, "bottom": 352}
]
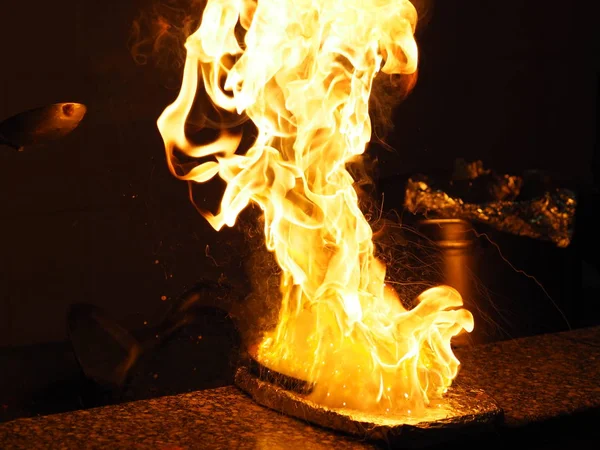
[{"left": 0, "top": 0, "right": 598, "bottom": 420}]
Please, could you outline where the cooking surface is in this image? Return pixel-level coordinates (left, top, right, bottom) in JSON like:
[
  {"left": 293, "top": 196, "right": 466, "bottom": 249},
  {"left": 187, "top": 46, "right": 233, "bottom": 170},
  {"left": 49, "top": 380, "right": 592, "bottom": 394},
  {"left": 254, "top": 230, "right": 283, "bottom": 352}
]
[{"left": 2, "top": 326, "right": 598, "bottom": 449}]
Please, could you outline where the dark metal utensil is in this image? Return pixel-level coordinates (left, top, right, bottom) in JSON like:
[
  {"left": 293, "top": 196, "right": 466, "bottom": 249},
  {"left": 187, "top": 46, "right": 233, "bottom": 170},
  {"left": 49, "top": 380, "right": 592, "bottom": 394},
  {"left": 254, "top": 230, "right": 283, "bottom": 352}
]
[
  {"left": 67, "top": 303, "right": 142, "bottom": 388},
  {"left": 67, "top": 280, "right": 234, "bottom": 389},
  {"left": 0, "top": 102, "right": 87, "bottom": 151}
]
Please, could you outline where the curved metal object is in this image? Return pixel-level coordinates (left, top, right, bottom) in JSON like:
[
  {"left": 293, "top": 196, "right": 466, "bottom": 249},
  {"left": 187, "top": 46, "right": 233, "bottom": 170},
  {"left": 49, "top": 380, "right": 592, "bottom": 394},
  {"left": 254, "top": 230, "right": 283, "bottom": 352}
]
[
  {"left": 66, "top": 280, "right": 235, "bottom": 389},
  {"left": 67, "top": 303, "right": 142, "bottom": 388},
  {"left": 0, "top": 102, "right": 87, "bottom": 151},
  {"left": 235, "top": 365, "right": 502, "bottom": 447}
]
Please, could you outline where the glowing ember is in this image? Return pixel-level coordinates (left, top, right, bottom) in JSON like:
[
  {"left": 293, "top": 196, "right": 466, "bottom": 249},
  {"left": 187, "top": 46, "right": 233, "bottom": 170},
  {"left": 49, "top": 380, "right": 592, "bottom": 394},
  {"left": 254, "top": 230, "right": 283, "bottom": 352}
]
[{"left": 158, "top": 0, "right": 474, "bottom": 417}]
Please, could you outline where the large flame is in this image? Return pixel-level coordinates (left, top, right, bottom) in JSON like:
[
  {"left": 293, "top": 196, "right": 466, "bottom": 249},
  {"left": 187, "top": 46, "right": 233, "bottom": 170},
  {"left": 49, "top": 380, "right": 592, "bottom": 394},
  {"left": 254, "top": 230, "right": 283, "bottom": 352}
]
[{"left": 158, "top": 0, "right": 474, "bottom": 417}]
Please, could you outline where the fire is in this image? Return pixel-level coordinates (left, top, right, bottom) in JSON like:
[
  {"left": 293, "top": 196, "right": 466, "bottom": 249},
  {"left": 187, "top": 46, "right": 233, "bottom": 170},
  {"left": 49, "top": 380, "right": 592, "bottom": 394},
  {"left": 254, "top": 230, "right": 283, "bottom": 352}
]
[{"left": 158, "top": 0, "right": 474, "bottom": 417}]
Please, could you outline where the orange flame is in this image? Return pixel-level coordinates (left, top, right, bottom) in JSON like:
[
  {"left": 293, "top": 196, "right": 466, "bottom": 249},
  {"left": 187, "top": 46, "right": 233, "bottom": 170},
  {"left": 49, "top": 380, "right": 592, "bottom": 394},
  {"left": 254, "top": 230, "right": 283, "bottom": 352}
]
[{"left": 158, "top": 0, "right": 474, "bottom": 417}]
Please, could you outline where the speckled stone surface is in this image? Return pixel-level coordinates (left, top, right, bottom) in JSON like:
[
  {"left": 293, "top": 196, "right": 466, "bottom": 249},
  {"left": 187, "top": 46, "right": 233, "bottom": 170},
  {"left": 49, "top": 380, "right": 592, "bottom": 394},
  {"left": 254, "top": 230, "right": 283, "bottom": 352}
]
[
  {"left": 0, "top": 387, "right": 377, "bottom": 450},
  {"left": 1, "top": 326, "right": 599, "bottom": 449},
  {"left": 455, "top": 326, "right": 600, "bottom": 426}
]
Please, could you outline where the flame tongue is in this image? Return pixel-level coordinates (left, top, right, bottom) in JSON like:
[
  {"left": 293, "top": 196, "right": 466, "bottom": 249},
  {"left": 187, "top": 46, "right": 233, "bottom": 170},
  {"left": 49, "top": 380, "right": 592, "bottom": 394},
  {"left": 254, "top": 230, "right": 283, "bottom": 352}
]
[{"left": 158, "top": 0, "right": 474, "bottom": 417}]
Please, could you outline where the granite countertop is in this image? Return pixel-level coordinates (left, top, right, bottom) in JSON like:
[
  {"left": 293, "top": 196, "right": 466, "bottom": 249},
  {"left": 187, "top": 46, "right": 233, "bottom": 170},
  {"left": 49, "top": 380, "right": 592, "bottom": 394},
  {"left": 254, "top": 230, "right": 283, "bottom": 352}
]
[
  {"left": 1, "top": 326, "right": 599, "bottom": 449},
  {"left": 456, "top": 325, "right": 600, "bottom": 426},
  {"left": 0, "top": 386, "right": 376, "bottom": 450}
]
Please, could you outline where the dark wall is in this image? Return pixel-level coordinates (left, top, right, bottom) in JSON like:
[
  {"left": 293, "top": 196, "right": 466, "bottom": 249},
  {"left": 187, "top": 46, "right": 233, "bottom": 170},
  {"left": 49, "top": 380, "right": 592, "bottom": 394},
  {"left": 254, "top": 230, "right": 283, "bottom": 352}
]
[
  {"left": 1, "top": 0, "right": 598, "bottom": 347},
  {"left": 376, "top": 0, "right": 599, "bottom": 180},
  {"left": 0, "top": 0, "right": 244, "bottom": 347}
]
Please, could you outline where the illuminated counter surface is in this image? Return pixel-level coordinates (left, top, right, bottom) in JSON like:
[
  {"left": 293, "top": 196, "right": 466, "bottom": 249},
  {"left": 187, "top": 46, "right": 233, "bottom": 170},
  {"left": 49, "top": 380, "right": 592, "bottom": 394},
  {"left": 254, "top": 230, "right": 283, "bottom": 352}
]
[{"left": 1, "top": 326, "right": 599, "bottom": 449}]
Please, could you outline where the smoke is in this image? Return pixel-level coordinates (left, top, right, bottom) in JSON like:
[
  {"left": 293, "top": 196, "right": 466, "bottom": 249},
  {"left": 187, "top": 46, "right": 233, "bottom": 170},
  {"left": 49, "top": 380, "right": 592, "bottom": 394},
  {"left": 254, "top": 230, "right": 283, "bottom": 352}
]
[
  {"left": 369, "top": 71, "right": 418, "bottom": 142},
  {"left": 368, "top": 0, "right": 431, "bottom": 142},
  {"left": 129, "top": 0, "right": 207, "bottom": 87}
]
